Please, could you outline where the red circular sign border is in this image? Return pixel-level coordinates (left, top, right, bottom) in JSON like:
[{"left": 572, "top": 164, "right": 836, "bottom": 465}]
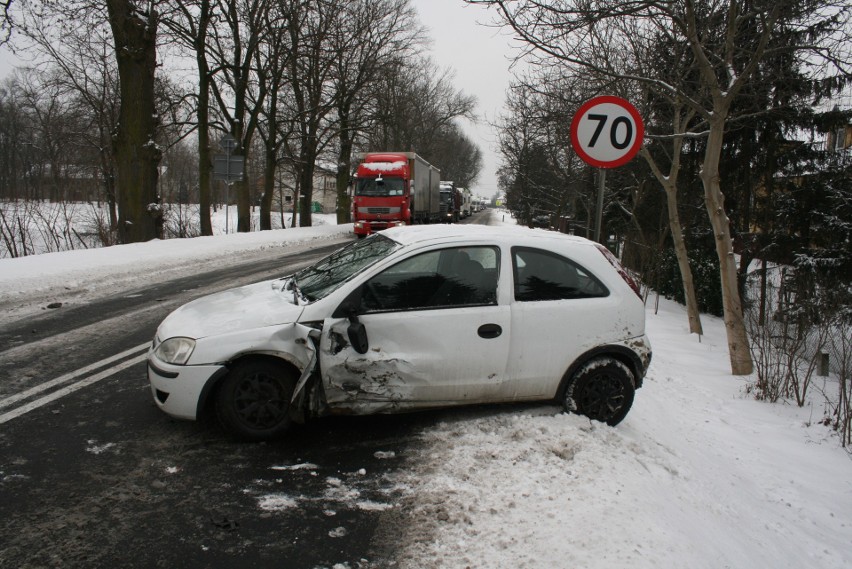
[{"left": 570, "top": 95, "right": 645, "bottom": 169}]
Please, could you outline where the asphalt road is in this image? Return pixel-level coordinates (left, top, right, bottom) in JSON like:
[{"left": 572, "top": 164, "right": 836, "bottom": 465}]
[
  {"left": 0, "top": 213, "right": 497, "bottom": 568},
  {"left": 0, "top": 235, "right": 427, "bottom": 568}
]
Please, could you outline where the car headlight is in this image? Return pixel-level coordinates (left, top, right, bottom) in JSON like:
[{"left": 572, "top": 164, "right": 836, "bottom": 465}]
[{"left": 153, "top": 337, "right": 196, "bottom": 365}]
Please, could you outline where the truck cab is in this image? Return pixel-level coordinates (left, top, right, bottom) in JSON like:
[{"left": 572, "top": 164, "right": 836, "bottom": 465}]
[{"left": 352, "top": 152, "right": 440, "bottom": 236}]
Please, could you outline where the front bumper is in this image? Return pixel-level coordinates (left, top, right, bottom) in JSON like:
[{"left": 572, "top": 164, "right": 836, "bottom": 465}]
[
  {"left": 147, "top": 355, "right": 225, "bottom": 420},
  {"left": 353, "top": 220, "right": 405, "bottom": 235}
]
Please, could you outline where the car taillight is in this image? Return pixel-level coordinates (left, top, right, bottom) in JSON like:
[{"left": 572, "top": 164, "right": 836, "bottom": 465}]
[{"left": 595, "top": 244, "right": 642, "bottom": 299}]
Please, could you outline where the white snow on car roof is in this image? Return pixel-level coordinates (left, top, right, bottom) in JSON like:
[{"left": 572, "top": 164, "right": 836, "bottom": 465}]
[{"left": 381, "top": 224, "right": 597, "bottom": 248}]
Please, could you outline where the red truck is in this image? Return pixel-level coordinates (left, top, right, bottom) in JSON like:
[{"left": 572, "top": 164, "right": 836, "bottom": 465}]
[{"left": 351, "top": 152, "right": 441, "bottom": 237}]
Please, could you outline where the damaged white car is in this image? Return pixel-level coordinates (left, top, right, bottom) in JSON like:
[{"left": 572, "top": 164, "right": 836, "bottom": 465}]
[{"left": 147, "top": 225, "right": 652, "bottom": 440}]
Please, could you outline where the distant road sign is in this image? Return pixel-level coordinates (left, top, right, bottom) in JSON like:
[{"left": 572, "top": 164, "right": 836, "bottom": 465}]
[
  {"left": 570, "top": 96, "right": 644, "bottom": 168},
  {"left": 213, "top": 154, "right": 244, "bottom": 181},
  {"left": 220, "top": 133, "right": 237, "bottom": 152}
]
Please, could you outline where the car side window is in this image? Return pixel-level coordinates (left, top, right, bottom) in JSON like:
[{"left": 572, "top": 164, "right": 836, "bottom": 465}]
[
  {"left": 513, "top": 247, "right": 608, "bottom": 301},
  {"left": 361, "top": 246, "right": 500, "bottom": 312}
]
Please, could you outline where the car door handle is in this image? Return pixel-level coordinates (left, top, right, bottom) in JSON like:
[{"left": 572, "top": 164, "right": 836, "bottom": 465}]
[{"left": 478, "top": 323, "right": 502, "bottom": 339}]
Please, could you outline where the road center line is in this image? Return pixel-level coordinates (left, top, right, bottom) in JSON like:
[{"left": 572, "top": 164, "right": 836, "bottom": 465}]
[
  {"left": 0, "top": 353, "right": 148, "bottom": 425},
  {"left": 0, "top": 342, "right": 150, "bottom": 411}
]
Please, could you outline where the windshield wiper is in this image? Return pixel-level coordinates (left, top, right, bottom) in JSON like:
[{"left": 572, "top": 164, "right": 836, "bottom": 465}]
[{"left": 288, "top": 276, "right": 301, "bottom": 305}]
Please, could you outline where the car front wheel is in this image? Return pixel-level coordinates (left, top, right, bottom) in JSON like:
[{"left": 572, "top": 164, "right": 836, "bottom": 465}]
[
  {"left": 564, "top": 357, "right": 635, "bottom": 426},
  {"left": 216, "top": 360, "right": 296, "bottom": 441}
]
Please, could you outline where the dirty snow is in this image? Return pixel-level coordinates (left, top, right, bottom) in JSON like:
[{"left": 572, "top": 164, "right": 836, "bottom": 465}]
[
  {"left": 1, "top": 209, "right": 850, "bottom": 567},
  {"left": 270, "top": 462, "right": 320, "bottom": 472},
  {"left": 0, "top": 212, "right": 351, "bottom": 319},
  {"left": 389, "top": 296, "right": 852, "bottom": 568},
  {"left": 84, "top": 440, "right": 117, "bottom": 455},
  {"left": 257, "top": 494, "right": 299, "bottom": 512}
]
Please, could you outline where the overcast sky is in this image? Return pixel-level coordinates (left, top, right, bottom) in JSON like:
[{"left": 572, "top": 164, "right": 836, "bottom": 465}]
[
  {"left": 0, "top": 1, "right": 520, "bottom": 198},
  {"left": 412, "top": 0, "right": 520, "bottom": 198}
]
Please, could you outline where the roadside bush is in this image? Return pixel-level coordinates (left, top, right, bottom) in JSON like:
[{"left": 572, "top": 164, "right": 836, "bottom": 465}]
[
  {"left": 821, "top": 312, "right": 852, "bottom": 447},
  {"left": 744, "top": 262, "right": 852, "bottom": 450},
  {"left": 656, "top": 244, "right": 723, "bottom": 317},
  {"left": 162, "top": 203, "right": 201, "bottom": 239},
  {"left": 0, "top": 201, "right": 103, "bottom": 257},
  {"left": 743, "top": 266, "right": 826, "bottom": 405}
]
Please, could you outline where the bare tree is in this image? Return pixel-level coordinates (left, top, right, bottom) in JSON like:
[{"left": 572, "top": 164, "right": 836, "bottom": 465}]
[
  {"left": 328, "top": 0, "right": 422, "bottom": 224},
  {"left": 161, "top": 0, "right": 216, "bottom": 236},
  {"left": 472, "top": 0, "right": 852, "bottom": 375},
  {"left": 283, "top": 0, "right": 339, "bottom": 228},
  {"left": 366, "top": 56, "right": 477, "bottom": 161},
  {"left": 0, "top": 80, "right": 20, "bottom": 200},
  {"left": 105, "top": 0, "right": 162, "bottom": 242},
  {"left": 495, "top": 71, "right": 598, "bottom": 231},
  {"left": 14, "top": 7, "right": 122, "bottom": 221},
  {"left": 430, "top": 123, "right": 483, "bottom": 189},
  {"left": 11, "top": 0, "right": 161, "bottom": 242},
  {"left": 208, "top": 0, "right": 273, "bottom": 232},
  {"left": 253, "top": 0, "right": 294, "bottom": 231}
]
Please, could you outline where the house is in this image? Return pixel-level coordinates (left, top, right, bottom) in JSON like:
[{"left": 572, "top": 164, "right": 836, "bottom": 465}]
[{"left": 274, "top": 162, "right": 338, "bottom": 214}]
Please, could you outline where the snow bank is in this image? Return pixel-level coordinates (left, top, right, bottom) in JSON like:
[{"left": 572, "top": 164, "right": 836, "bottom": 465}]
[
  {"left": 0, "top": 214, "right": 352, "bottom": 307},
  {"left": 389, "top": 298, "right": 852, "bottom": 569}
]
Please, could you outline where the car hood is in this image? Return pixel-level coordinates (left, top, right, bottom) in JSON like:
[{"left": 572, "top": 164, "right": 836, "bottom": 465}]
[{"left": 157, "top": 279, "right": 305, "bottom": 341}]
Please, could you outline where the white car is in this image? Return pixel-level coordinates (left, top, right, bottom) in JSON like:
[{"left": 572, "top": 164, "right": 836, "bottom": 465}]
[{"left": 147, "top": 225, "right": 651, "bottom": 440}]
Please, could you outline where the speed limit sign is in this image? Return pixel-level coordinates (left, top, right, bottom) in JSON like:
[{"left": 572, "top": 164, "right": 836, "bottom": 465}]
[{"left": 570, "top": 96, "right": 644, "bottom": 168}]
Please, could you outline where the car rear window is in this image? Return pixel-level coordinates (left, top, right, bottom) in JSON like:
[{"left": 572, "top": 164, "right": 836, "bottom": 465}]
[{"left": 512, "top": 247, "right": 608, "bottom": 301}]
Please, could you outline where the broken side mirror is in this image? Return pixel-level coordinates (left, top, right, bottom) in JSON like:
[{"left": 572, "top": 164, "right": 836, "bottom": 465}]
[
  {"left": 347, "top": 318, "right": 369, "bottom": 355},
  {"left": 335, "top": 290, "right": 369, "bottom": 354}
]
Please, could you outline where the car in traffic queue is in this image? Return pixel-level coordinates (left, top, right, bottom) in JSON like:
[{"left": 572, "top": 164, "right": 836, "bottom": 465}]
[{"left": 147, "top": 224, "right": 652, "bottom": 440}]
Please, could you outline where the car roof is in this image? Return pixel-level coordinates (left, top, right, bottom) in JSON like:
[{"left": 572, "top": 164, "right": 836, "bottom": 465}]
[{"left": 380, "top": 224, "right": 599, "bottom": 250}]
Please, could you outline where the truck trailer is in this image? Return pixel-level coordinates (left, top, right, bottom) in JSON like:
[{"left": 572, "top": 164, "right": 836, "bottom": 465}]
[
  {"left": 439, "top": 181, "right": 460, "bottom": 223},
  {"left": 351, "top": 152, "right": 441, "bottom": 237},
  {"left": 459, "top": 187, "right": 472, "bottom": 218}
]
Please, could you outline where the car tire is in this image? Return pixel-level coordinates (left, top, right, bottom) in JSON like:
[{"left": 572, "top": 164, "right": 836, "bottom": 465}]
[
  {"left": 215, "top": 360, "right": 296, "bottom": 441},
  {"left": 564, "top": 357, "right": 635, "bottom": 426}
]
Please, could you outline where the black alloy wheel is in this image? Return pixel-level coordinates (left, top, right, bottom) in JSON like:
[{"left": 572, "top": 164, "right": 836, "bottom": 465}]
[
  {"left": 216, "top": 360, "right": 296, "bottom": 441},
  {"left": 566, "top": 357, "right": 635, "bottom": 426}
]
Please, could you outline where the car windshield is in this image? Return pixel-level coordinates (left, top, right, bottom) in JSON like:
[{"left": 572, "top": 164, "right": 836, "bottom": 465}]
[
  {"left": 292, "top": 234, "right": 401, "bottom": 301},
  {"left": 356, "top": 178, "right": 405, "bottom": 197}
]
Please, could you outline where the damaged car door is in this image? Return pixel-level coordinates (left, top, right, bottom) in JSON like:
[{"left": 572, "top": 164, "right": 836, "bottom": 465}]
[{"left": 318, "top": 245, "right": 511, "bottom": 413}]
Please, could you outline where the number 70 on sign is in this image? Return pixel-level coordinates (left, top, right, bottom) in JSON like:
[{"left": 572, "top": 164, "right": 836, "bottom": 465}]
[{"left": 570, "top": 96, "right": 644, "bottom": 169}]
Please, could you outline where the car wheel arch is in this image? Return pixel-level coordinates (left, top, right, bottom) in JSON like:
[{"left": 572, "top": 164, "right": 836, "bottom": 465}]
[
  {"left": 555, "top": 344, "right": 644, "bottom": 402},
  {"left": 196, "top": 353, "right": 303, "bottom": 420}
]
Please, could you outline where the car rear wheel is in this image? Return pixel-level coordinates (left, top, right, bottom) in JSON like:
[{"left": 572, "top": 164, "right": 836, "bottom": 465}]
[
  {"left": 216, "top": 360, "right": 296, "bottom": 441},
  {"left": 564, "top": 357, "right": 635, "bottom": 426}
]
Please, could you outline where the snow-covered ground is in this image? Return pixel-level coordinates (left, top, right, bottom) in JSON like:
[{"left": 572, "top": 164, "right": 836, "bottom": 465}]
[
  {"left": 1, "top": 209, "right": 850, "bottom": 568},
  {"left": 0, "top": 212, "right": 351, "bottom": 319}
]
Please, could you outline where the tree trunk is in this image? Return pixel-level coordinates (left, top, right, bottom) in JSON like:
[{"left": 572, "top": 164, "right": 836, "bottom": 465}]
[
  {"left": 193, "top": 0, "right": 213, "bottom": 236},
  {"left": 197, "top": 67, "right": 213, "bottom": 236},
  {"left": 299, "top": 153, "right": 314, "bottom": 227},
  {"left": 292, "top": 178, "right": 300, "bottom": 228},
  {"left": 702, "top": 117, "right": 753, "bottom": 375},
  {"left": 336, "top": 115, "right": 353, "bottom": 224},
  {"left": 665, "top": 183, "right": 704, "bottom": 335},
  {"left": 260, "top": 147, "right": 276, "bottom": 230},
  {"left": 236, "top": 172, "right": 251, "bottom": 232},
  {"left": 641, "top": 138, "right": 704, "bottom": 336},
  {"left": 107, "top": 0, "right": 161, "bottom": 244}
]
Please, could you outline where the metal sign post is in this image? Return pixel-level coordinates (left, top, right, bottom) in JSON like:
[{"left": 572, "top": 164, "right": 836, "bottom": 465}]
[
  {"left": 595, "top": 170, "right": 606, "bottom": 243},
  {"left": 213, "top": 133, "right": 245, "bottom": 234}
]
